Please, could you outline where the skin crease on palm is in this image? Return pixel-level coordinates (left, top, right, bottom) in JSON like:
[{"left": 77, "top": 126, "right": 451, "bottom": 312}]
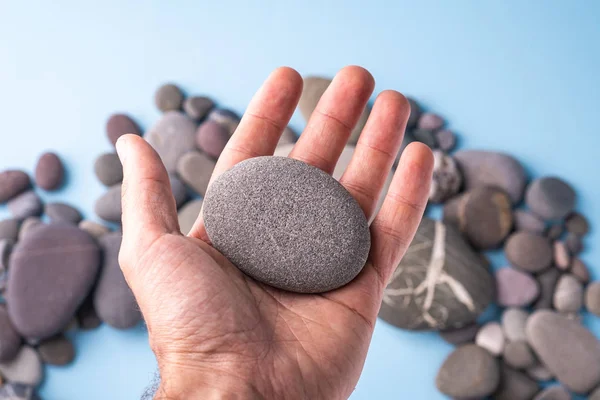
[{"left": 115, "top": 66, "right": 434, "bottom": 400}]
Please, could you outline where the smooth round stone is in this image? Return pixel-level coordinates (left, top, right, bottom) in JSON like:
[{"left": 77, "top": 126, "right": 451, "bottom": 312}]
[
  {"left": 176, "top": 151, "right": 215, "bottom": 197},
  {"left": 0, "top": 346, "right": 42, "bottom": 386},
  {"left": 94, "top": 153, "right": 123, "bottom": 186},
  {"left": 533, "top": 386, "right": 572, "bottom": 400},
  {"left": 534, "top": 268, "right": 561, "bottom": 310},
  {"left": 34, "top": 152, "right": 64, "bottom": 191},
  {"left": 526, "top": 310, "right": 600, "bottom": 393},
  {"left": 94, "top": 233, "right": 141, "bottom": 329},
  {"left": 429, "top": 150, "right": 462, "bottom": 203},
  {"left": 412, "top": 128, "right": 437, "bottom": 148},
  {"left": 0, "top": 219, "right": 20, "bottom": 242},
  {"left": 0, "top": 382, "right": 39, "bottom": 399},
  {"left": 514, "top": 210, "right": 546, "bottom": 234},
  {"left": 495, "top": 363, "right": 540, "bottom": 400},
  {"left": 177, "top": 199, "right": 203, "bottom": 236},
  {"left": 435, "top": 129, "right": 457, "bottom": 152},
  {"left": 105, "top": 114, "right": 142, "bottom": 146},
  {"left": 546, "top": 224, "right": 564, "bottom": 240},
  {"left": 203, "top": 156, "right": 370, "bottom": 293},
  {"left": 183, "top": 96, "right": 214, "bottom": 121},
  {"left": 380, "top": 218, "right": 494, "bottom": 330},
  {"left": 195, "top": 120, "right": 229, "bottom": 159},
  {"left": 496, "top": 267, "right": 539, "bottom": 307},
  {"left": 591, "top": 386, "right": 600, "bottom": 400},
  {"left": 565, "top": 232, "right": 583, "bottom": 255},
  {"left": 278, "top": 126, "right": 298, "bottom": 146},
  {"left": 7, "top": 224, "right": 100, "bottom": 339},
  {"left": 37, "top": 335, "right": 74, "bottom": 366},
  {"left": 44, "top": 203, "right": 82, "bottom": 225},
  {"left": 406, "top": 97, "right": 422, "bottom": 128},
  {"left": 553, "top": 274, "right": 583, "bottom": 313},
  {"left": 553, "top": 241, "right": 571, "bottom": 270},
  {"left": 145, "top": 111, "right": 197, "bottom": 173},
  {"left": 504, "top": 341, "right": 536, "bottom": 369},
  {"left": 94, "top": 184, "right": 122, "bottom": 223},
  {"left": 435, "top": 344, "right": 500, "bottom": 398},
  {"left": 76, "top": 295, "right": 102, "bottom": 330},
  {"left": 440, "top": 323, "right": 480, "bottom": 346},
  {"left": 526, "top": 177, "right": 576, "bottom": 221},
  {"left": 207, "top": 108, "right": 240, "bottom": 136},
  {"left": 502, "top": 308, "right": 529, "bottom": 342},
  {"left": 585, "top": 282, "right": 600, "bottom": 316},
  {"left": 570, "top": 258, "right": 590, "bottom": 284},
  {"left": 78, "top": 220, "right": 110, "bottom": 240},
  {"left": 454, "top": 150, "right": 527, "bottom": 204},
  {"left": 8, "top": 191, "right": 43, "bottom": 220},
  {"left": 18, "top": 218, "right": 42, "bottom": 241},
  {"left": 155, "top": 83, "right": 184, "bottom": 112},
  {"left": 505, "top": 232, "right": 553, "bottom": 273},
  {"left": 0, "top": 306, "right": 21, "bottom": 362},
  {"left": 0, "top": 170, "right": 30, "bottom": 204},
  {"left": 475, "top": 322, "right": 505, "bottom": 356},
  {"left": 169, "top": 175, "right": 188, "bottom": 209},
  {"left": 565, "top": 212, "right": 589, "bottom": 236},
  {"left": 417, "top": 112, "right": 444, "bottom": 130},
  {"left": 527, "top": 362, "right": 555, "bottom": 381}
]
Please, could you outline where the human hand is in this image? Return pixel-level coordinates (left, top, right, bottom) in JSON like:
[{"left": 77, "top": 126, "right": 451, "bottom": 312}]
[{"left": 116, "top": 66, "right": 434, "bottom": 400}]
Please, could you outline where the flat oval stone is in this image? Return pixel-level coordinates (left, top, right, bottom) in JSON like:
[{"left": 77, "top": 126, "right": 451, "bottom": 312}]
[
  {"left": 177, "top": 199, "right": 203, "bottom": 236},
  {"left": 504, "top": 340, "right": 536, "bottom": 369},
  {"left": 534, "top": 268, "right": 561, "bottom": 310},
  {"left": 585, "top": 282, "right": 600, "bottom": 316},
  {"left": 37, "top": 335, "right": 74, "bottom": 366},
  {"left": 553, "top": 274, "right": 583, "bottom": 313},
  {"left": 7, "top": 224, "right": 100, "bottom": 339},
  {"left": 203, "top": 156, "right": 370, "bottom": 293},
  {"left": 475, "top": 322, "right": 505, "bottom": 356},
  {"left": 514, "top": 210, "right": 546, "bottom": 234},
  {"left": 380, "top": 218, "right": 494, "bottom": 330},
  {"left": 93, "top": 233, "right": 141, "bottom": 329},
  {"left": 146, "top": 111, "right": 197, "bottom": 173},
  {"left": 94, "top": 184, "right": 122, "bottom": 223},
  {"left": 0, "top": 306, "right": 21, "bottom": 362},
  {"left": 435, "top": 129, "right": 457, "bottom": 152},
  {"left": 502, "top": 308, "right": 529, "bottom": 342},
  {"left": 496, "top": 267, "right": 539, "bottom": 307},
  {"left": 94, "top": 153, "right": 123, "bottom": 186},
  {"left": 176, "top": 151, "right": 215, "bottom": 196},
  {"left": 429, "top": 150, "right": 462, "bottom": 203},
  {"left": 565, "top": 212, "right": 589, "bottom": 236},
  {"left": 406, "top": 97, "right": 422, "bottom": 128},
  {"left": 417, "top": 112, "right": 444, "bottom": 130},
  {"left": 526, "top": 177, "right": 576, "bottom": 221},
  {"left": 526, "top": 310, "right": 600, "bottom": 393},
  {"left": 183, "top": 96, "right": 214, "bottom": 121},
  {"left": 169, "top": 175, "right": 188, "bottom": 209},
  {"left": 195, "top": 120, "right": 229, "bottom": 159},
  {"left": 435, "top": 344, "right": 500, "bottom": 398},
  {"left": 0, "top": 219, "right": 20, "bottom": 242},
  {"left": 0, "top": 170, "right": 31, "bottom": 203},
  {"left": 533, "top": 386, "right": 572, "bottom": 400},
  {"left": 207, "top": 108, "right": 240, "bottom": 136},
  {"left": 155, "top": 83, "right": 184, "bottom": 112},
  {"left": 454, "top": 150, "right": 527, "bottom": 204},
  {"left": 570, "top": 258, "right": 589, "bottom": 284},
  {"left": 440, "top": 323, "right": 480, "bottom": 346},
  {"left": 34, "top": 152, "right": 64, "bottom": 191},
  {"left": 8, "top": 191, "right": 43, "bottom": 220},
  {"left": 44, "top": 203, "right": 82, "bottom": 225},
  {"left": 565, "top": 232, "right": 583, "bottom": 255},
  {"left": 495, "top": 363, "right": 540, "bottom": 400},
  {"left": 505, "top": 232, "right": 553, "bottom": 273},
  {"left": 0, "top": 346, "right": 42, "bottom": 386},
  {"left": 106, "top": 114, "right": 142, "bottom": 146},
  {"left": 78, "top": 220, "right": 110, "bottom": 240}
]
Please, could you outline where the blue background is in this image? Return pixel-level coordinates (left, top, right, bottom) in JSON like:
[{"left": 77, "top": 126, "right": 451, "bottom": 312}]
[{"left": 1, "top": 1, "right": 599, "bottom": 399}]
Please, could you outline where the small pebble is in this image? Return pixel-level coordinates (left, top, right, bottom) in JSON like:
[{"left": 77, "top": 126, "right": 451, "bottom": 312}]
[
  {"left": 475, "top": 322, "right": 505, "bottom": 356},
  {"left": 195, "top": 120, "right": 229, "bottom": 159},
  {"left": 177, "top": 199, "right": 203, "bottom": 236},
  {"left": 553, "top": 274, "right": 583, "bottom": 313},
  {"left": 570, "top": 258, "right": 590, "bottom": 284},
  {"left": 406, "top": 97, "right": 422, "bottom": 128},
  {"left": 155, "top": 83, "right": 184, "bottom": 112},
  {"left": 412, "top": 128, "right": 437, "bottom": 148},
  {"left": 183, "top": 96, "right": 214, "bottom": 121},
  {"left": 0, "top": 306, "right": 21, "bottom": 362},
  {"left": 417, "top": 112, "right": 444, "bottom": 131},
  {"left": 565, "top": 232, "right": 583, "bottom": 255},
  {"left": 44, "top": 203, "right": 82, "bottom": 225},
  {"left": 0, "top": 219, "right": 20, "bottom": 242},
  {"left": 8, "top": 191, "right": 43, "bottom": 220},
  {"left": 78, "top": 220, "right": 110, "bottom": 240},
  {"left": 547, "top": 224, "right": 564, "bottom": 240},
  {"left": 440, "top": 323, "right": 480, "bottom": 346},
  {"left": 169, "top": 175, "right": 188, "bottom": 209},
  {"left": 503, "top": 341, "right": 536, "bottom": 369},
  {"left": 501, "top": 308, "right": 529, "bottom": 342},
  {"left": 176, "top": 151, "right": 215, "bottom": 196},
  {"left": 34, "top": 152, "right": 64, "bottom": 191},
  {"left": 429, "top": 150, "right": 462, "bottom": 203},
  {"left": 37, "top": 335, "right": 74, "bottom": 366},
  {"left": 533, "top": 386, "right": 571, "bottom": 400},
  {"left": 553, "top": 241, "right": 571, "bottom": 270},
  {"left": 18, "top": 218, "right": 42, "bottom": 240},
  {"left": 94, "top": 184, "right": 122, "bottom": 223},
  {"left": 0, "top": 170, "right": 31, "bottom": 203},
  {"left": 94, "top": 153, "right": 123, "bottom": 186},
  {"left": 434, "top": 129, "right": 456, "bottom": 152},
  {"left": 207, "top": 108, "right": 240, "bottom": 137},
  {"left": 514, "top": 210, "right": 546, "bottom": 234},
  {"left": 565, "top": 212, "right": 589, "bottom": 236},
  {"left": 505, "top": 232, "right": 553, "bottom": 273},
  {"left": 496, "top": 267, "right": 539, "bottom": 307},
  {"left": 0, "top": 346, "right": 43, "bottom": 386},
  {"left": 76, "top": 296, "right": 102, "bottom": 330},
  {"left": 106, "top": 114, "right": 142, "bottom": 146},
  {"left": 527, "top": 362, "right": 555, "bottom": 382},
  {"left": 534, "top": 268, "right": 561, "bottom": 310},
  {"left": 526, "top": 177, "right": 576, "bottom": 221},
  {"left": 145, "top": 111, "right": 197, "bottom": 173},
  {"left": 494, "top": 363, "right": 540, "bottom": 400},
  {"left": 585, "top": 282, "right": 600, "bottom": 316}
]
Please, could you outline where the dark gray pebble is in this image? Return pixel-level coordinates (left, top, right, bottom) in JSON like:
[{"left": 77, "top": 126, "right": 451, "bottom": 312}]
[
  {"left": 440, "top": 323, "right": 480, "bottom": 346},
  {"left": 505, "top": 232, "right": 553, "bottom": 273},
  {"left": 406, "top": 97, "right": 422, "bottom": 128},
  {"left": 94, "top": 153, "right": 123, "bottom": 186},
  {"left": 494, "top": 363, "right": 539, "bottom": 400},
  {"left": 503, "top": 341, "right": 536, "bottom": 370},
  {"left": 145, "top": 111, "right": 197, "bottom": 173},
  {"left": 565, "top": 212, "right": 589, "bottom": 236},
  {"left": 106, "top": 114, "right": 142, "bottom": 146},
  {"left": 0, "top": 219, "right": 20, "bottom": 242},
  {"left": 514, "top": 210, "right": 546, "bottom": 234},
  {"left": 196, "top": 120, "right": 229, "bottom": 159},
  {"left": 434, "top": 129, "right": 456, "bottom": 152},
  {"left": 547, "top": 224, "right": 564, "bottom": 240},
  {"left": 526, "top": 177, "right": 576, "bottom": 221},
  {"left": 155, "top": 83, "right": 184, "bottom": 112},
  {"left": 0, "top": 170, "right": 31, "bottom": 203},
  {"left": 0, "top": 239, "right": 11, "bottom": 273},
  {"left": 8, "top": 191, "right": 43, "bottom": 220},
  {"left": 44, "top": 203, "right": 82, "bottom": 225},
  {"left": 565, "top": 232, "right": 583, "bottom": 255},
  {"left": 412, "top": 128, "right": 437, "bottom": 148},
  {"left": 94, "top": 184, "right": 122, "bottom": 223},
  {"left": 183, "top": 96, "right": 214, "bottom": 121},
  {"left": 207, "top": 108, "right": 240, "bottom": 137},
  {"left": 76, "top": 295, "right": 102, "bottom": 330},
  {"left": 0, "top": 382, "right": 39, "bottom": 400},
  {"left": 417, "top": 112, "right": 444, "bottom": 130},
  {"left": 176, "top": 151, "right": 215, "bottom": 197},
  {"left": 570, "top": 258, "right": 590, "bottom": 284},
  {"left": 34, "top": 152, "right": 64, "bottom": 191},
  {"left": 37, "top": 335, "right": 74, "bottom": 366}
]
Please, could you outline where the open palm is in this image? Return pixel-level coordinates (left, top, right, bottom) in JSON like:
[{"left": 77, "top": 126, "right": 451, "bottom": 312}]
[{"left": 116, "top": 66, "right": 434, "bottom": 400}]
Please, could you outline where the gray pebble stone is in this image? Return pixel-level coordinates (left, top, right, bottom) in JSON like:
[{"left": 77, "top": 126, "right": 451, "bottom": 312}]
[
  {"left": 565, "top": 232, "right": 583, "bottom": 255},
  {"left": 412, "top": 128, "right": 437, "bottom": 148},
  {"left": 169, "top": 175, "right": 188, "bottom": 209},
  {"left": 0, "top": 382, "right": 38, "bottom": 399},
  {"left": 44, "top": 203, "right": 82, "bottom": 225},
  {"left": 502, "top": 308, "right": 529, "bottom": 342},
  {"left": 547, "top": 224, "right": 565, "bottom": 240},
  {"left": 454, "top": 150, "right": 527, "bottom": 204},
  {"left": 553, "top": 274, "right": 583, "bottom": 313},
  {"left": 417, "top": 112, "right": 444, "bottom": 130},
  {"left": 533, "top": 386, "right": 572, "bottom": 400},
  {"left": 18, "top": 218, "right": 42, "bottom": 241},
  {"left": 440, "top": 323, "right": 480, "bottom": 346},
  {"left": 553, "top": 241, "right": 571, "bottom": 270},
  {"left": 527, "top": 362, "right": 555, "bottom": 381},
  {"left": 494, "top": 363, "right": 540, "bottom": 400},
  {"left": 203, "top": 156, "right": 370, "bottom": 293},
  {"left": 496, "top": 267, "right": 539, "bottom": 307},
  {"left": 565, "top": 212, "right": 589, "bottom": 236},
  {"left": 0, "top": 219, "right": 20, "bottom": 242},
  {"left": 207, "top": 108, "right": 240, "bottom": 137},
  {"left": 505, "top": 232, "right": 553, "bottom": 273},
  {"left": 34, "top": 152, "right": 64, "bottom": 191},
  {"left": 0, "top": 306, "right": 21, "bottom": 362},
  {"left": 429, "top": 150, "right": 462, "bottom": 203},
  {"left": 106, "top": 114, "right": 142, "bottom": 147},
  {"left": 78, "top": 220, "right": 110, "bottom": 240},
  {"left": 504, "top": 341, "right": 536, "bottom": 369},
  {"left": 0, "top": 170, "right": 31, "bottom": 204},
  {"left": 534, "top": 267, "right": 561, "bottom": 310},
  {"left": 8, "top": 191, "right": 43, "bottom": 220},
  {"left": 94, "top": 153, "right": 123, "bottom": 186},
  {"left": 514, "top": 210, "right": 546, "bottom": 234},
  {"left": 155, "top": 83, "right": 184, "bottom": 112},
  {"left": 177, "top": 199, "right": 203, "bottom": 236},
  {"left": 195, "top": 120, "right": 229, "bottom": 159},
  {"left": 435, "top": 129, "right": 457, "bottom": 152},
  {"left": 526, "top": 177, "right": 576, "bottom": 221},
  {"left": 585, "top": 282, "right": 600, "bottom": 317},
  {"left": 0, "top": 346, "right": 42, "bottom": 386},
  {"left": 591, "top": 386, "right": 600, "bottom": 400},
  {"left": 278, "top": 126, "right": 298, "bottom": 146},
  {"left": 37, "top": 335, "right": 74, "bottom": 366},
  {"left": 475, "top": 322, "right": 505, "bottom": 356},
  {"left": 175, "top": 151, "right": 215, "bottom": 197},
  {"left": 526, "top": 310, "right": 600, "bottom": 393},
  {"left": 94, "top": 184, "right": 122, "bottom": 223},
  {"left": 435, "top": 344, "right": 500, "bottom": 398},
  {"left": 570, "top": 258, "right": 590, "bottom": 284},
  {"left": 183, "top": 96, "right": 214, "bottom": 121},
  {"left": 146, "top": 111, "right": 197, "bottom": 173},
  {"left": 406, "top": 97, "right": 422, "bottom": 128}
]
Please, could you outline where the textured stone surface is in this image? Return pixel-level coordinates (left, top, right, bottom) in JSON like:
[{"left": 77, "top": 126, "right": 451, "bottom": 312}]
[
  {"left": 78, "top": 220, "right": 110, "bottom": 240},
  {"left": 155, "top": 83, "right": 184, "bottom": 112},
  {"left": 183, "top": 96, "right": 214, "bottom": 121},
  {"left": 496, "top": 267, "right": 539, "bottom": 307},
  {"left": 504, "top": 341, "right": 536, "bottom": 369},
  {"left": 177, "top": 199, "right": 203, "bottom": 236},
  {"left": 106, "top": 114, "right": 142, "bottom": 146},
  {"left": 514, "top": 210, "right": 546, "bottom": 234},
  {"left": 502, "top": 308, "right": 529, "bottom": 342},
  {"left": 534, "top": 268, "right": 561, "bottom": 310},
  {"left": 196, "top": 120, "right": 229, "bottom": 159},
  {"left": 94, "top": 184, "right": 122, "bottom": 223},
  {"left": 553, "top": 274, "right": 583, "bottom": 313},
  {"left": 34, "top": 152, "right": 64, "bottom": 191},
  {"left": 435, "top": 344, "right": 500, "bottom": 398},
  {"left": 7, "top": 224, "right": 100, "bottom": 339},
  {"left": 45, "top": 203, "right": 82, "bottom": 224},
  {"left": 505, "top": 232, "right": 553, "bottom": 273},
  {"left": 526, "top": 310, "right": 600, "bottom": 393},
  {"left": 207, "top": 108, "right": 240, "bottom": 136},
  {"left": 526, "top": 177, "right": 576, "bottom": 221},
  {"left": 565, "top": 212, "right": 589, "bottom": 236},
  {"left": 429, "top": 150, "right": 462, "bottom": 203},
  {"left": 585, "top": 282, "right": 600, "bottom": 316},
  {"left": 475, "top": 322, "right": 505, "bottom": 356},
  {"left": 146, "top": 111, "right": 197, "bottom": 173},
  {"left": 0, "top": 170, "right": 30, "bottom": 204},
  {"left": 494, "top": 363, "right": 539, "bottom": 400},
  {"left": 176, "top": 151, "right": 215, "bottom": 197},
  {"left": 204, "top": 157, "right": 370, "bottom": 293},
  {"left": 0, "top": 219, "right": 20, "bottom": 242},
  {"left": 440, "top": 323, "right": 480, "bottom": 346},
  {"left": 94, "top": 153, "right": 123, "bottom": 186},
  {"left": 37, "top": 335, "right": 75, "bottom": 366},
  {"left": 0, "top": 346, "right": 42, "bottom": 386},
  {"left": 94, "top": 233, "right": 141, "bottom": 329},
  {"left": 0, "top": 306, "right": 21, "bottom": 362},
  {"left": 533, "top": 386, "right": 572, "bottom": 400},
  {"left": 380, "top": 217, "right": 494, "bottom": 330},
  {"left": 8, "top": 191, "right": 43, "bottom": 220}
]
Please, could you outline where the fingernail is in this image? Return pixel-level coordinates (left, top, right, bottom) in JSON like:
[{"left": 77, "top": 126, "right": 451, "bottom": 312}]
[{"left": 115, "top": 136, "right": 128, "bottom": 164}]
